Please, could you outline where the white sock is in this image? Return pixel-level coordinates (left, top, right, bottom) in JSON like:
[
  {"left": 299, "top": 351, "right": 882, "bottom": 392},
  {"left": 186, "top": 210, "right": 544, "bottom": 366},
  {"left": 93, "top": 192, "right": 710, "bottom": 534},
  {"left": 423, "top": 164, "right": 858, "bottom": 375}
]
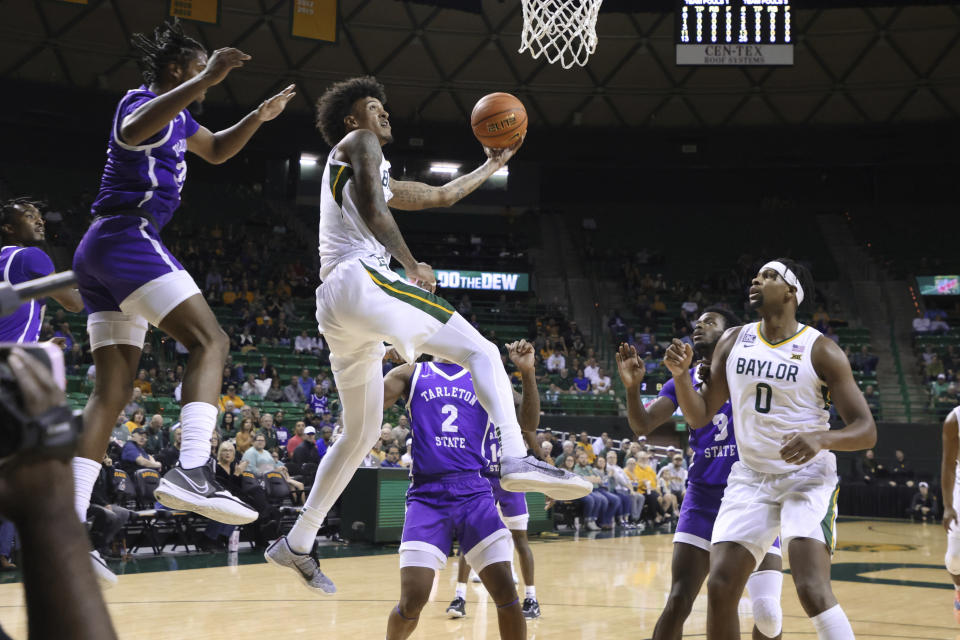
[
  {"left": 71, "top": 457, "right": 102, "bottom": 523},
  {"left": 286, "top": 505, "right": 324, "bottom": 554},
  {"left": 178, "top": 402, "right": 219, "bottom": 469},
  {"left": 810, "top": 604, "right": 855, "bottom": 640},
  {"left": 525, "top": 585, "right": 536, "bottom": 599},
  {"left": 455, "top": 583, "right": 467, "bottom": 599}
]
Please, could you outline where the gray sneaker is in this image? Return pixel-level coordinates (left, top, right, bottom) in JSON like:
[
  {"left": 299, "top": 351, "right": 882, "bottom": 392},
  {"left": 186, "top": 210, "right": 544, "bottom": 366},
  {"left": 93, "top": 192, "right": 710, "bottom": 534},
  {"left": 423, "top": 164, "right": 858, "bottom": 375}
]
[
  {"left": 499, "top": 455, "right": 592, "bottom": 500},
  {"left": 264, "top": 536, "right": 336, "bottom": 594}
]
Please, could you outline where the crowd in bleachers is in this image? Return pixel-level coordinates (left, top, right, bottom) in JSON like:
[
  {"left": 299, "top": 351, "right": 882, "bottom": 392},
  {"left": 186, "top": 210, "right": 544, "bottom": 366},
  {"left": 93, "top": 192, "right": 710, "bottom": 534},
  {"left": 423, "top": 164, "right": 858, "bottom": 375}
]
[{"left": 914, "top": 306, "right": 960, "bottom": 418}]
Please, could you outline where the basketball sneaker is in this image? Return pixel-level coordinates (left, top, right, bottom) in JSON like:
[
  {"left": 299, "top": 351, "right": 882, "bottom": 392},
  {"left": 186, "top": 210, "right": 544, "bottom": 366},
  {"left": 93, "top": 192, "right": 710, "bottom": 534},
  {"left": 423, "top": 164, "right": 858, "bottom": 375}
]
[
  {"left": 954, "top": 589, "right": 960, "bottom": 624},
  {"left": 154, "top": 463, "right": 258, "bottom": 525},
  {"left": 522, "top": 597, "right": 541, "bottom": 619},
  {"left": 446, "top": 596, "right": 467, "bottom": 618},
  {"left": 500, "top": 455, "right": 591, "bottom": 500},
  {"left": 264, "top": 536, "right": 336, "bottom": 594},
  {"left": 90, "top": 550, "right": 117, "bottom": 589},
  {"left": 469, "top": 568, "right": 481, "bottom": 583}
]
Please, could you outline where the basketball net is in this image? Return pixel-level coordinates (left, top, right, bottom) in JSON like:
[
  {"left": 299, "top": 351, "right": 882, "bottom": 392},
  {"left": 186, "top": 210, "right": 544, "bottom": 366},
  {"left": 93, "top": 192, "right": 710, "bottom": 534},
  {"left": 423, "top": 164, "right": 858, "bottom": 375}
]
[{"left": 519, "top": 0, "right": 602, "bottom": 69}]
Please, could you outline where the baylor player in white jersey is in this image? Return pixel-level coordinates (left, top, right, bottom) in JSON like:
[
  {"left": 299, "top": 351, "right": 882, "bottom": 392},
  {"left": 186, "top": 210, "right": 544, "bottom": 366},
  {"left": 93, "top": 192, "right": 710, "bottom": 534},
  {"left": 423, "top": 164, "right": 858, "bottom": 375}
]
[
  {"left": 938, "top": 405, "right": 960, "bottom": 622},
  {"left": 266, "top": 76, "right": 591, "bottom": 594},
  {"left": 665, "top": 258, "right": 876, "bottom": 640}
]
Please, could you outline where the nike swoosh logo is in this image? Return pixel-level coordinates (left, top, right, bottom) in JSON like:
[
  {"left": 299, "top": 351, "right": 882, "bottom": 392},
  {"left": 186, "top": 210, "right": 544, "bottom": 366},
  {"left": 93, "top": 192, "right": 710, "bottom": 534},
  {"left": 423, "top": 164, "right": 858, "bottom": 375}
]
[{"left": 177, "top": 470, "right": 209, "bottom": 493}]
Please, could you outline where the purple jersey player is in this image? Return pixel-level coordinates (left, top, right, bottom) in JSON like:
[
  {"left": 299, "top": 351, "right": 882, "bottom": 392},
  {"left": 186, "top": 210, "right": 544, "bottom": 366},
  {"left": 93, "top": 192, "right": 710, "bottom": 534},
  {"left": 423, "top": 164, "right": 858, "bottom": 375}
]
[
  {"left": 69, "top": 19, "right": 295, "bottom": 587},
  {"left": 0, "top": 199, "right": 84, "bottom": 342},
  {"left": 376, "top": 342, "right": 539, "bottom": 640},
  {"left": 617, "top": 308, "right": 785, "bottom": 640}
]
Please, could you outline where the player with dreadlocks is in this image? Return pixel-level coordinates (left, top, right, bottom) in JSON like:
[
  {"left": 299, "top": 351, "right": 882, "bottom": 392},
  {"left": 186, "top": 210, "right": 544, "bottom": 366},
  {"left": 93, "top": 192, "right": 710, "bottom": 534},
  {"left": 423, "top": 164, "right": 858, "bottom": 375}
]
[
  {"left": 0, "top": 197, "right": 83, "bottom": 343},
  {"left": 70, "top": 18, "right": 295, "bottom": 586}
]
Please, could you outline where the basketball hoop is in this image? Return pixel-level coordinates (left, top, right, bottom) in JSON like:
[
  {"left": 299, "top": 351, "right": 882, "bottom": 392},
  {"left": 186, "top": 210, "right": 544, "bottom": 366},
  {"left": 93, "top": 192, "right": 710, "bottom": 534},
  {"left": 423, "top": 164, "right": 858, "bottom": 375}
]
[{"left": 519, "top": 0, "right": 603, "bottom": 69}]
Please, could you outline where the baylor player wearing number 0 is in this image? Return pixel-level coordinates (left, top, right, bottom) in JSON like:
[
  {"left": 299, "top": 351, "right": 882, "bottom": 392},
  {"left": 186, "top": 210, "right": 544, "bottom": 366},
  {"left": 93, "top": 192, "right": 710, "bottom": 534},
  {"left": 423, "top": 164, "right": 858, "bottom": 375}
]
[
  {"left": 938, "top": 405, "right": 960, "bottom": 622},
  {"left": 664, "top": 259, "right": 876, "bottom": 640},
  {"left": 264, "top": 76, "right": 590, "bottom": 594},
  {"left": 617, "top": 306, "right": 783, "bottom": 640}
]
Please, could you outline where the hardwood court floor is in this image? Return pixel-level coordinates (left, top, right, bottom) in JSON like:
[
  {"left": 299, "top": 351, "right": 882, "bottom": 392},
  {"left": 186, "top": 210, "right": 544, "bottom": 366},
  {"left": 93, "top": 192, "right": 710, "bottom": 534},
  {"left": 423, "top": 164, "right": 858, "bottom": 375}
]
[{"left": 0, "top": 518, "right": 954, "bottom": 639}]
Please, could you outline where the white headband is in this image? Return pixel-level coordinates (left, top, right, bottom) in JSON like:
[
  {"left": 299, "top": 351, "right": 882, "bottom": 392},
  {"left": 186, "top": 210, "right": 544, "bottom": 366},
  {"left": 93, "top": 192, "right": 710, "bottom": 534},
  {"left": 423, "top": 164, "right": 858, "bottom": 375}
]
[{"left": 761, "top": 260, "right": 804, "bottom": 305}]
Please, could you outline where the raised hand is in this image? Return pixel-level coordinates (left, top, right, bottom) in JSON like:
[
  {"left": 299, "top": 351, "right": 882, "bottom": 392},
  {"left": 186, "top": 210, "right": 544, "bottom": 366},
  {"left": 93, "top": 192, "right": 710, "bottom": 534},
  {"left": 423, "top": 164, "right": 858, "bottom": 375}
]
[
  {"left": 484, "top": 135, "right": 525, "bottom": 167},
  {"left": 615, "top": 343, "right": 645, "bottom": 389},
  {"left": 663, "top": 339, "right": 693, "bottom": 377},
  {"left": 256, "top": 84, "right": 297, "bottom": 122},
  {"left": 200, "top": 47, "right": 251, "bottom": 87},
  {"left": 507, "top": 339, "right": 536, "bottom": 374}
]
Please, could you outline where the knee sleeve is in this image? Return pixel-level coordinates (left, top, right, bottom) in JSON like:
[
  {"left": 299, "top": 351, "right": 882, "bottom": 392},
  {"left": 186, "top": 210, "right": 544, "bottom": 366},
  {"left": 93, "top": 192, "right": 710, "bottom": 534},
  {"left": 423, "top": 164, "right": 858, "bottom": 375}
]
[
  {"left": 747, "top": 570, "right": 783, "bottom": 638},
  {"left": 946, "top": 535, "right": 960, "bottom": 575}
]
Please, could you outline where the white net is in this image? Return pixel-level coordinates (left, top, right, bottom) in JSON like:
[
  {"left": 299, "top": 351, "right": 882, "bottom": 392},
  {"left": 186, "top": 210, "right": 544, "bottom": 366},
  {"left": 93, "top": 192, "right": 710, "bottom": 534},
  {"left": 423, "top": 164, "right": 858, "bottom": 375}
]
[{"left": 518, "top": 0, "right": 603, "bottom": 69}]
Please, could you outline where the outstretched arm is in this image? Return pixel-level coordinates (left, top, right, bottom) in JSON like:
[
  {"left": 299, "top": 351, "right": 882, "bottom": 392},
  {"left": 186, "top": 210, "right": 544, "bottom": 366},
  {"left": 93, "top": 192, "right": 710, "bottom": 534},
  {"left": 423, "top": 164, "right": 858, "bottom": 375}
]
[
  {"left": 664, "top": 331, "right": 737, "bottom": 429},
  {"left": 779, "top": 336, "right": 878, "bottom": 465},
  {"left": 507, "top": 340, "right": 540, "bottom": 433},
  {"left": 188, "top": 85, "right": 295, "bottom": 164},
  {"left": 121, "top": 47, "right": 249, "bottom": 146},
  {"left": 388, "top": 140, "right": 522, "bottom": 211},
  {"left": 50, "top": 287, "right": 84, "bottom": 313},
  {"left": 616, "top": 343, "right": 677, "bottom": 436}
]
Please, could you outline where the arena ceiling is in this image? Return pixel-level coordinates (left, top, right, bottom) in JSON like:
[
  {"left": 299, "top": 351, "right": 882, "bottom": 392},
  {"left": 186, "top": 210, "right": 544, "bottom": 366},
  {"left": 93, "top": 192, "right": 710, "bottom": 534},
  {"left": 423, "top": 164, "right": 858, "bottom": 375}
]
[{"left": 2, "top": 0, "right": 959, "bottom": 129}]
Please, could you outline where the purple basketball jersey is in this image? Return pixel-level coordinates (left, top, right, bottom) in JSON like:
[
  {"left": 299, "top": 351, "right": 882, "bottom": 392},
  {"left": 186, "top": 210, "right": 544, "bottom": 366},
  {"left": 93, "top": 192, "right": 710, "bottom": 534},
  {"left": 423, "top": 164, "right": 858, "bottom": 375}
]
[
  {"left": 659, "top": 366, "right": 737, "bottom": 487},
  {"left": 91, "top": 87, "right": 200, "bottom": 229},
  {"left": 407, "top": 361, "right": 490, "bottom": 481},
  {"left": 0, "top": 246, "right": 53, "bottom": 342}
]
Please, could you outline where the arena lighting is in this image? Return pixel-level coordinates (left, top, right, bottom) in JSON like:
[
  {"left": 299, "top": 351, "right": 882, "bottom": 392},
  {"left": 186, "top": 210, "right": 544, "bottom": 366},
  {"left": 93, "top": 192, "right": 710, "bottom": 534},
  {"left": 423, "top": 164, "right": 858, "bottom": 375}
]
[
  {"left": 300, "top": 153, "right": 320, "bottom": 166},
  {"left": 429, "top": 162, "right": 461, "bottom": 175}
]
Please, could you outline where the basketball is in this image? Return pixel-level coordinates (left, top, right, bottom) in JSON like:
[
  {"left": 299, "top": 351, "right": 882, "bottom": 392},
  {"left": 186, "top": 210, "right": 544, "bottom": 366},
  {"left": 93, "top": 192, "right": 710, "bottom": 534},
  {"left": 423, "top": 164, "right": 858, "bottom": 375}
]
[{"left": 470, "top": 92, "right": 527, "bottom": 149}]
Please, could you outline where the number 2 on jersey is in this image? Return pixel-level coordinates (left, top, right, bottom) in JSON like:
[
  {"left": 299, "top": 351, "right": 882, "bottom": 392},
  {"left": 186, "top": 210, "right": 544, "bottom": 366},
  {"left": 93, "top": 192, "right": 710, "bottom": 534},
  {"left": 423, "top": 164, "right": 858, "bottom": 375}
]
[{"left": 441, "top": 404, "right": 459, "bottom": 432}]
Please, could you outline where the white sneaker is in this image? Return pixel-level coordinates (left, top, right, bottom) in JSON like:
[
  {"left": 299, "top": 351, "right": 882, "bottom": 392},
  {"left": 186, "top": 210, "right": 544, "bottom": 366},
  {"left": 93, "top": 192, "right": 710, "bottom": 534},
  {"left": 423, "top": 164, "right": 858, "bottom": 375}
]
[
  {"left": 586, "top": 519, "right": 600, "bottom": 531},
  {"left": 90, "top": 550, "right": 117, "bottom": 589},
  {"left": 469, "top": 569, "right": 481, "bottom": 583},
  {"left": 500, "top": 455, "right": 592, "bottom": 500}
]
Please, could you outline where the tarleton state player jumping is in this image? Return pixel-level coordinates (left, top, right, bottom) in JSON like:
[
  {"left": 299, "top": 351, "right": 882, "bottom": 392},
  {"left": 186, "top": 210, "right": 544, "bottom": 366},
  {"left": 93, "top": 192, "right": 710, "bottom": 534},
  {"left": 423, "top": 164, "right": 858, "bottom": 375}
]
[
  {"left": 665, "top": 259, "right": 876, "bottom": 640},
  {"left": 264, "top": 76, "right": 590, "bottom": 593},
  {"left": 380, "top": 341, "right": 541, "bottom": 640},
  {"left": 938, "top": 404, "right": 960, "bottom": 622},
  {"left": 617, "top": 306, "right": 783, "bottom": 640}
]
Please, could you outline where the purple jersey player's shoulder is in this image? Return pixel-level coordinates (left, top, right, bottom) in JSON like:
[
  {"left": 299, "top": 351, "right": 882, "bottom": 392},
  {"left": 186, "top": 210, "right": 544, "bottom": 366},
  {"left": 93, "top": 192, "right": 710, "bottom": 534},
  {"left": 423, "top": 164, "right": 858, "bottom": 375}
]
[
  {"left": 407, "top": 361, "right": 490, "bottom": 481},
  {"left": 0, "top": 246, "right": 54, "bottom": 343},
  {"left": 664, "top": 365, "right": 738, "bottom": 487},
  {"left": 91, "top": 86, "right": 200, "bottom": 229}
]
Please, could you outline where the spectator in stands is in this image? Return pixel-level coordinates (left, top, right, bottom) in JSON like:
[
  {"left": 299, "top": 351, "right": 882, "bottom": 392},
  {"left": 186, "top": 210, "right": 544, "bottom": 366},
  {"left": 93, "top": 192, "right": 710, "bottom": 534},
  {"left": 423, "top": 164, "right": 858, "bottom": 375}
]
[
  {"left": 606, "top": 451, "right": 641, "bottom": 526},
  {"left": 931, "top": 373, "right": 949, "bottom": 403},
  {"left": 123, "top": 388, "right": 143, "bottom": 417},
  {"left": 121, "top": 428, "right": 162, "bottom": 472},
  {"left": 542, "top": 429, "right": 561, "bottom": 458},
  {"left": 584, "top": 358, "right": 601, "bottom": 385},
  {"left": 572, "top": 369, "right": 591, "bottom": 394},
  {"left": 265, "top": 377, "right": 284, "bottom": 402},
  {"left": 824, "top": 326, "right": 840, "bottom": 344},
  {"left": 938, "top": 382, "right": 960, "bottom": 411},
  {"left": 109, "top": 411, "right": 129, "bottom": 445},
  {"left": 294, "top": 330, "right": 319, "bottom": 355},
  {"left": 145, "top": 414, "right": 165, "bottom": 455},
  {"left": 539, "top": 441, "right": 555, "bottom": 465},
  {"left": 554, "top": 441, "right": 576, "bottom": 468},
  {"left": 552, "top": 367, "right": 573, "bottom": 392},
  {"left": 241, "top": 373, "right": 260, "bottom": 398},
  {"left": 594, "top": 368, "right": 612, "bottom": 394},
  {"left": 243, "top": 434, "right": 280, "bottom": 476},
  {"left": 52, "top": 322, "right": 75, "bottom": 351},
  {"left": 86, "top": 456, "right": 131, "bottom": 561},
  {"left": 381, "top": 446, "right": 403, "bottom": 468},
  {"left": 576, "top": 432, "right": 597, "bottom": 464},
  {"left": 889, "top": 450, "right": 914, "bottom": 488},
  {"left": 157, "top": 427, "right": 182, "bottom": 472},
  {"left": 236, "top": 418, "right": 256, "bottom": 455},
  {"left": 658, "top": 453, "right": 688, "bottom": 506},
  {"left": 293, "top": 427, "right": 322, "bottom": 465},
  {"left": 377, "top": 425, "right": 398, "bottom": 455},
  {"left": 219, "top": 384, "right": 245, "bottom": 412},
  {"left": 124, "top": 408, "right": 146, "bottom": 434},
  {"left": 286, "top": 421, "right": 306, "bottom": 458},
  {"left": 567, "top": 452, "right": 602, "bottom": 531},
  {"left": 283, "top": 375, "right": 306, "bottom": 405},
  {"left": 546, "top": 349, "right": 565, "bottom": 373},
  {"left": 929, "top": 311, "right": 951, "bottom": 333},
  {"left": 863, "top": 385, "right": 880, "bottom": 414},
  {"left": 153, "top": 368, "right": 177, "bottom": 398},
  {"left": 812, "top": 304, "right": 831, "bottom": 332},
  {"left": 652, "top": 293, "right": 666, "bottom": 313},
  {"left": 852, "top": 346, "right": 878, "bottom": 376},
  {"left": 319, "top": 426, "right": 333, "bottom": 456},
  {"left": 308, "top": 384, "right": 329, "bottom": 415},
  {"left": 635, "top": 452, "right": 667, "bottom": 524},
  {"left": 608, "top": 310, "right": 628, "bottom": 342},
  {"left": 909, "top": 482, "right": 938, "bottom": 522},
  {"left": 925, "top": 355, "right": 945, "bottom": 381},
  {"left": 593, "top": 455, "right": 626, "bottom": 529},
  {"left": 132, "top": 369, "right": 153, "bottom": 395},
  {"left": 220, "top": 412, "right": 237, "bottom": 439},
  {"left": 944, "top": 346, "right": 958, "bottom": 374},
  {"left": 854, "top": 449, "right": 882, "bottom": 483}
]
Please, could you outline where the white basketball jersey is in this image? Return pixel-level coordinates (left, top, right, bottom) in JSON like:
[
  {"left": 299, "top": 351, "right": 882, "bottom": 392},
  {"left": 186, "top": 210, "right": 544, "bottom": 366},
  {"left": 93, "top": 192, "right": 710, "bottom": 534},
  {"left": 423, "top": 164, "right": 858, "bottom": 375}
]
[
  {"left": 726, "top": 322, "right": 830, "bottom": 474},
  {"left": 318, "top": 144, "right": 394, "bottom": 281}
]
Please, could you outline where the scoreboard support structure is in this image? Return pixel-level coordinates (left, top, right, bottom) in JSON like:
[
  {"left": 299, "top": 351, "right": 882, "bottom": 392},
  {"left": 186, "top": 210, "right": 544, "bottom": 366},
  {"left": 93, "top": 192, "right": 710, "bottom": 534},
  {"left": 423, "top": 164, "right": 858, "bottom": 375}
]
[{"left": 676, "top": 0, "right": 794, "bottom": 67}]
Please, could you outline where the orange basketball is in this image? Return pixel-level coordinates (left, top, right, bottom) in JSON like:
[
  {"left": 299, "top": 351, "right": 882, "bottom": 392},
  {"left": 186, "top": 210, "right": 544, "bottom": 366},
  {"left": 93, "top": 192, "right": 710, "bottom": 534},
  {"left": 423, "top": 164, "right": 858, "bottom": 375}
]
[{"left": 470, "top": 93, "right": 527, "bottom": 149}]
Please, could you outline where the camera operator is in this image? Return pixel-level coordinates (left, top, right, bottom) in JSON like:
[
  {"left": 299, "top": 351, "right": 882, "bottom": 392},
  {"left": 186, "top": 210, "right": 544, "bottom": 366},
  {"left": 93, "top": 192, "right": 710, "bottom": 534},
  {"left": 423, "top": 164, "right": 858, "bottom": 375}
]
[{"left": 1, "top": 349, "right": 117, "bottom": 639}]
